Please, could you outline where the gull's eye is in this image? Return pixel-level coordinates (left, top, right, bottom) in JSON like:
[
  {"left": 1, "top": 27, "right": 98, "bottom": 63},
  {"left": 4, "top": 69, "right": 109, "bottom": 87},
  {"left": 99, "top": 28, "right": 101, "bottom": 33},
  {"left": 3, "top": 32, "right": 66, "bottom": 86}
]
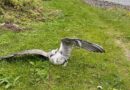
[
  {"left": 50, "top": 54, "right": 54, "bottom": 57},
  {"left": 50, "top": 49, "right": 58, "bottom": 57}
]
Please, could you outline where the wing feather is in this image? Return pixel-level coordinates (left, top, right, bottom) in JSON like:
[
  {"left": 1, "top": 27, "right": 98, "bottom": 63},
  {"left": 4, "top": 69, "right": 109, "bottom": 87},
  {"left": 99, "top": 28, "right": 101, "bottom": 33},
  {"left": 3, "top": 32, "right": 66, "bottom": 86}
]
[
  {"left": 61, "top": 38, "right": 105, "bottom": 53},
  {"left": 77, "top": 39, "right": 105, "bottom": 53},
  {"left": 0, "top": 49, "right": 48, "bottom": 60}
]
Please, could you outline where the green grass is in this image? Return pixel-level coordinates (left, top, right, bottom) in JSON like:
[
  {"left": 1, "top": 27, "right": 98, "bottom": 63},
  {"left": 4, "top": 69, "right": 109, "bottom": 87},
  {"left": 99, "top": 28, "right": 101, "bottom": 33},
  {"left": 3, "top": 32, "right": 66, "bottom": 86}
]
[{"left": 0, "top": 0, "right": 130, "bottom": 90}]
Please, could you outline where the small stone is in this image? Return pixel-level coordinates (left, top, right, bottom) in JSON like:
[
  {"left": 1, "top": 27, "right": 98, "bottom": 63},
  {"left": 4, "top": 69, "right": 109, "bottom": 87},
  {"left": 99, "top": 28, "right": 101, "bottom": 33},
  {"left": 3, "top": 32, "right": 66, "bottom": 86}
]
[{"left": 97, "top": 85, "right": 103, "bottom": 90}]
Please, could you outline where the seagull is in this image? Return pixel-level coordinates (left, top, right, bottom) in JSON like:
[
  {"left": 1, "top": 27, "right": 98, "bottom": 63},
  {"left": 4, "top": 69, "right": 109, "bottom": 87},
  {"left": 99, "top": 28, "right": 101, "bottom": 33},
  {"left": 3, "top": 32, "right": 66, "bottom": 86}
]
[{"left": 0, "top": 38, "right": 105, "bottom": 66}]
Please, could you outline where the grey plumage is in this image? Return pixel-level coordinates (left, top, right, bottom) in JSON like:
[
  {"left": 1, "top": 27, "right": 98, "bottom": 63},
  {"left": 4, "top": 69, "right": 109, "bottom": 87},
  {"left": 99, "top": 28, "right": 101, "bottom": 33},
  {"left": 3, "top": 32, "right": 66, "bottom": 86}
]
[
  {"left": 61, "top": 38, "right": 105, "bottom": 53},
  {"left": 0, "top": 49, "right": 48, "bottom": 60},
  {"left": 0, "top": 38, "right": 105, "bottom": 65}
]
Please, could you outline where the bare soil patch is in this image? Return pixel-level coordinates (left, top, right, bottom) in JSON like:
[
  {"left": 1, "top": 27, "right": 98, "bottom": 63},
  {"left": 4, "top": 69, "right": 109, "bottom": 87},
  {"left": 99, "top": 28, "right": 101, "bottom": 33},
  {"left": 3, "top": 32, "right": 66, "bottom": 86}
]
[{"left": 115, "top": 39, "right": 130, "bottom": 60}]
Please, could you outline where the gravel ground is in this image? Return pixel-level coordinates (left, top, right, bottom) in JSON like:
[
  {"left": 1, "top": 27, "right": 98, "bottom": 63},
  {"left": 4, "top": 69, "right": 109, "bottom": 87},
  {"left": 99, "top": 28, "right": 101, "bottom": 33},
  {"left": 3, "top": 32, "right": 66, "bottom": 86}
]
[{"left": 84, "top": 0, "right": 130, "bottom": 11}]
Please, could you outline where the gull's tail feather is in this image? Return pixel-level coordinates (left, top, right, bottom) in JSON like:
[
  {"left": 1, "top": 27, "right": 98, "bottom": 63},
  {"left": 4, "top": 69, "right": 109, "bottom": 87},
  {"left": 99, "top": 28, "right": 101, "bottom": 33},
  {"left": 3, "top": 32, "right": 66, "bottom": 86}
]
[{"left": 0, "top": 49, "right": 48, "bottom": 60}]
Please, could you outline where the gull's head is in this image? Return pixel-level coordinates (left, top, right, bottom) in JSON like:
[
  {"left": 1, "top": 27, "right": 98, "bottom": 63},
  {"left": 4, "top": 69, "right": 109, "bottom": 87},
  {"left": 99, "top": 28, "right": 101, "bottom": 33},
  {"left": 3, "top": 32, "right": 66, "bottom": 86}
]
[{"left": 48, "top": 49, "right": 58, "bottom": 58}]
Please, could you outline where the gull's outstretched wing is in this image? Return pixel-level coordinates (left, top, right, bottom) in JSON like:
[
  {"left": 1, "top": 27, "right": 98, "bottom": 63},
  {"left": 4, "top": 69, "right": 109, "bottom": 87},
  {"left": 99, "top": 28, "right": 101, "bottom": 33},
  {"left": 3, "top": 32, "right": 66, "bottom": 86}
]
[
  {"left": 0, "top": 49, "right": 48, "bottom": 60},
  {"left": 58, "top": 38, "right": 105, "bottom": 57},
  {"left": 73, "top": 38, "right": 105, "bottom": 53}
]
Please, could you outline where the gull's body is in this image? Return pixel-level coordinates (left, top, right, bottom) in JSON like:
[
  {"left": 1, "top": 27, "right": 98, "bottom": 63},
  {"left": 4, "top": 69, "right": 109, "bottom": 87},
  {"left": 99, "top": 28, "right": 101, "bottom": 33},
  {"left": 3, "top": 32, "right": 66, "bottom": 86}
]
[
  {"left": 48, "top": 38, "right": 105, "bottom": 65},
  {"left": 48, "top": 49, "right": 68, "bottom": 65},
  {"left": 0, "top": 38, "right": 105, "bottom": 66}
]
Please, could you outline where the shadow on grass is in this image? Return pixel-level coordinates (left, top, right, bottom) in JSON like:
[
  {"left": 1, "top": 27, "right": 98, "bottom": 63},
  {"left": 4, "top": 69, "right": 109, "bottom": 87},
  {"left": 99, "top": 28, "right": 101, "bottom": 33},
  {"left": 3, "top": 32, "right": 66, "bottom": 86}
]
[{"left": 0, "top": 55, "right": 48, "bottom": 63}]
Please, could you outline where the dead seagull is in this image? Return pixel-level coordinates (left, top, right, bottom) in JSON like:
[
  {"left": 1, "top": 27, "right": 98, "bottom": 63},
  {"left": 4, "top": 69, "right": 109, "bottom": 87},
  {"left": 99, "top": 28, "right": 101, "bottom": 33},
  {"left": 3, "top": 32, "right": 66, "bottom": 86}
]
[{"left": 0, "top": 38, "right": 105, "bottom": 66}]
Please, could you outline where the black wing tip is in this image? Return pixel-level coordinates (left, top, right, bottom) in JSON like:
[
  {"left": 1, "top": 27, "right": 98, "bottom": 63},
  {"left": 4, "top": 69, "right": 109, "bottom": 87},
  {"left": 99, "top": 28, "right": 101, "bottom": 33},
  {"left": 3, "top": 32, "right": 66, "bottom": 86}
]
[
  {"left": 97, "top": 49, "right": 105, "bottom": 53},
  {"left": 91, "top": 43, "right": 105, "bottom": 53},
  {"left": 93, "top": 47, "right": 105, "bottom": 53}
]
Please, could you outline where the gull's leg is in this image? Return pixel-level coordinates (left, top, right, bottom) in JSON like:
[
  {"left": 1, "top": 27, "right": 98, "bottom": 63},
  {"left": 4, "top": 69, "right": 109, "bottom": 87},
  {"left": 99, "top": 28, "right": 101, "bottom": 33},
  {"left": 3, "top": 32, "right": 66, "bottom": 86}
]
[{"left": 62, "top": 60, "right": 68, "bottom": 67}]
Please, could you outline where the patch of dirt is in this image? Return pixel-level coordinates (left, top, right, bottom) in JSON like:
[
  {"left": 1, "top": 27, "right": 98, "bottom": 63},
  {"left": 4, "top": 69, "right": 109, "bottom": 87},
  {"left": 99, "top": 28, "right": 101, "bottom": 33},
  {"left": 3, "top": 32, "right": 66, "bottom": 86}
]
[
  {"left": 84, "top": 0, "right": 130, "bottom": 11},
  {"left": 115, "top": 39, "right": 130, "bottom": 60},
  {"left": 0, "top": 22, "right": 25, "bottom": 32},
  {"left": 104, "top": 28, "right": 130, "bottom": 60}
]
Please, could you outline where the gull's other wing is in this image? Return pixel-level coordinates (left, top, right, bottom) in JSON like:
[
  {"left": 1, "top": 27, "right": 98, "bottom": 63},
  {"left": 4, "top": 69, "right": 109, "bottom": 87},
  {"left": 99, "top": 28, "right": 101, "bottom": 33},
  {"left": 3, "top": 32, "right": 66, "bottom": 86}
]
[
  {"left": 0, "top": 49, "right": 48, "bottom": 60},
  {"left": 60, "top": 38, "right": 105, "bottom": 53}
]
